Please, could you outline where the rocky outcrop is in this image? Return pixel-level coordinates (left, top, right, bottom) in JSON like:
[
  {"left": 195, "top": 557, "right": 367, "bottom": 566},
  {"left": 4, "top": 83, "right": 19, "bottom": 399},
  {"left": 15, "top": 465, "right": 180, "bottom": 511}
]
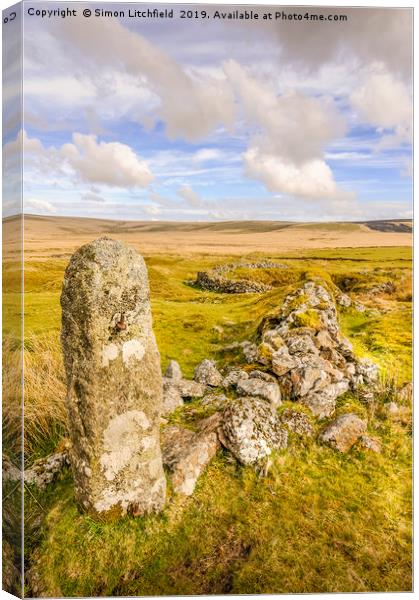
[
  {"left": 24, "top": 448, "right": 70, "bottom": 487},
  {"left": 219, "top": 397, "right": 288, "bottom": 465},
  {"left": 60, "top": 238, "right": 166, "bottom": 517}
]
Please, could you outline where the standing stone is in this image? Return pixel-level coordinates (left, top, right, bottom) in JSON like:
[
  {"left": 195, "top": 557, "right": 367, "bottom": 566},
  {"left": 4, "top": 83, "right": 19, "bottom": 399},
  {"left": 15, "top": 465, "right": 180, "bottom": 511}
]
[{"left": 60, "top": 238, "right": 166, "bottom": 518}]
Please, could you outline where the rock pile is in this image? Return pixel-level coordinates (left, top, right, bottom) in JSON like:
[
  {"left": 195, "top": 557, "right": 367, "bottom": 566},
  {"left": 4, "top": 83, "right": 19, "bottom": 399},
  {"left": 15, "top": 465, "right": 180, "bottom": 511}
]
[
  {"left": 254, "top": 281, "right": 378, "bottom": 418},
  {"left": 195, "top": 271, "right": 271, "bottom": 294}
]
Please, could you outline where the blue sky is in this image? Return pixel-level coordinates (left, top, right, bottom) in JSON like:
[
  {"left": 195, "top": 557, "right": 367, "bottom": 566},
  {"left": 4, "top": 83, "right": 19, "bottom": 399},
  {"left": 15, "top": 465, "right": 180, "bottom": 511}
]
[{"left": 3, "top": 3, "right": 413, "bottom": 221}]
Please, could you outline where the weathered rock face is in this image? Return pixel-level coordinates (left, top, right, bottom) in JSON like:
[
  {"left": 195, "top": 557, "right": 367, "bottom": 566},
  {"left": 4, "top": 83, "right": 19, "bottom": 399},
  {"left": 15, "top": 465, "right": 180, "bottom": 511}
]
[
  {"left": 319, "top": 413, "right": 366, "bottom": 452},
  {"left": 219, "top": 397, "right": 288, "bottom": 465},
  {"left": 60, "top": 238, "right": 166, "bottom": 518}
]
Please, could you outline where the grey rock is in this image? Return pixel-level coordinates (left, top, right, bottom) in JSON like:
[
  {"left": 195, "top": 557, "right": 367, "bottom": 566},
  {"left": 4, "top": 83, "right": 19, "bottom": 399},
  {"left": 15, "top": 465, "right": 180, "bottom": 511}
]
[
  {"left": 201, "top": 392, "right": 229, "bottom": 408},
  {"left": 60, "top": 238, "right": 166, "bottom": 517},
  {"left": 337, "top": 294, "right": 351, "bottom": 307},
  {"left": 249, "top": 370, "right": 277, "bottom": 383},
  {"left": 24, "top": 449, "right": 70, "bottom": 487},
  {"left": 165, "top": 360, "right": 182, "bottom": 381},
  {"left": 194, "top": 359, "right": 223, "bottom": 387},
  {"left": 236, "top": 377, "right": 281, "bottom": 407},
  {"left": 177, "top": 378, "right": 207, "bottom": 398},
  {"left": 161, "top": 425, "right": 219, "bottom": 495},
  {"left": 355, "top": 358, "right": 379, "bottom": 385},
  {"left": 302, "top": 381, "right": 349, "bottom": 419},
  {"left": 222, "top": 368, "right": 249, "bottom": 388},
  {"left": 359, "top": 435, "right": 381, "bottom": 453},
  {"left": 279, "top": 409, "right": 314, "bottom": 437},
  {"left": 320, "top": 413, "right": 367, "bottom": 452},
  {"left": 271, "top": 346, "right": 297, "bottom": 376},
  {"left": 162, "top": 380, "right": 184, "bottom": 415},
  {"left": 219, "top": 397, "right": 288, "bottom": 465},
  {"left": 286, "top": 334, "right": 319, "bottom": 355}
]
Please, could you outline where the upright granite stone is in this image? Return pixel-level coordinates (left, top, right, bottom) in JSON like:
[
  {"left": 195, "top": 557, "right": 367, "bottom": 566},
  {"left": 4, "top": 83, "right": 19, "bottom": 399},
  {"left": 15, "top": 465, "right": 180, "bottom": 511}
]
[{"left": 60, "top": 238, "right": 166, "bottom": 518}]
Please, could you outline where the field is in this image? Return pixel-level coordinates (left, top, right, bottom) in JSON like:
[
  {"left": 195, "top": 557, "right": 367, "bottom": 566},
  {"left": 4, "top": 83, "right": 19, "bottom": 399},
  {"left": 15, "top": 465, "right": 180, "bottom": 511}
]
[{"left": 3, "top": 216, "right": 413, "bottom": 596}]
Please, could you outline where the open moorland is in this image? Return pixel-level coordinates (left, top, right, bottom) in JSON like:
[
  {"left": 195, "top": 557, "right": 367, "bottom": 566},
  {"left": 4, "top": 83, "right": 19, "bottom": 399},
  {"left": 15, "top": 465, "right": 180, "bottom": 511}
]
[{"left": 3, "top": 216, "right": 412, "bottom": 595}]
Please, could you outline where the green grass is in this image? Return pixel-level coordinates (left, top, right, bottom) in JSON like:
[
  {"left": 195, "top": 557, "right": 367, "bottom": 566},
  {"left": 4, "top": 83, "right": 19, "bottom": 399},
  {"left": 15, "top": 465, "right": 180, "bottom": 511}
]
[{"left": 2, "top": 245, "right": 412, "bottom": 595}]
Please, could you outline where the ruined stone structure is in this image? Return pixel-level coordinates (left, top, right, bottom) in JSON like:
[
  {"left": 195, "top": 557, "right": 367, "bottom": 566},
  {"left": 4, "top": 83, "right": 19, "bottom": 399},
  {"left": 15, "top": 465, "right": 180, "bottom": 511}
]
[{"left": 60, "top": 238, "right": 166, "bottom": 518}]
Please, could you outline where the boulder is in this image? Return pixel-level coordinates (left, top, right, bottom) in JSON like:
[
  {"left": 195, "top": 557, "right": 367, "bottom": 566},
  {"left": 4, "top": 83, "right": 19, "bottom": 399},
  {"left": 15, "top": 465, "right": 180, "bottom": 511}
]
[
  {"left": 177, "top": 378, "right": 206, "bottom": 399},
  {"left": 219, "top": 397, "right": 288, "bottom": 465},
  {"left": 194, "top": 359, "right": 223, "bottom": 387},
  {"left": 319, "top": 413, "right": 367, "bottom": 452},
  {"left": 302, "top": 381, "right": 349, "bottom": 419},
  {"left": 60, "top": 238, "right": 166, "bottom": 517},
  {"left": 24, "top": 448, "right": 70, "bottom": 488},
  {"left": 162, "top": 380, "right": 184, "bottom": 415},
  {"left": 236, "top": 377, "right": 281, "bottom": 407},
  {"left": 165, "top": 360, "right": 182, "bottom": 381},
  {"left": 161, "top": 425, "right": 219, "bottom": 495}
]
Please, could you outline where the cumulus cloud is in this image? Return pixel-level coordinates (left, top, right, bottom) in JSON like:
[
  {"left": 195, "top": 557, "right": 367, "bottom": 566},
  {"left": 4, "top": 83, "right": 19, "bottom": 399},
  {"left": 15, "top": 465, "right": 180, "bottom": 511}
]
[
  {"left": 177, "top": 185, "right": 204, "bottom": 207},
  {"left": 8, "top": 130, "right": 154, "bottom": 190},
  {"left": 54, "top": 18, "right": 235, "bottom": 142},
  {"left": 351, "top": 64, "right": 412, "bottom": 147},
  {"left": 223, "top": 61, "right": 347, "bottom": 200},
  {"left": 25, "top": 198, "right": 55, "bottom": 213},
  {"left": 244, "top": 149, "right": 339, "bottom": 199},
  {"left": 61, "top": 133, "right": 153, "bottom": 188}
]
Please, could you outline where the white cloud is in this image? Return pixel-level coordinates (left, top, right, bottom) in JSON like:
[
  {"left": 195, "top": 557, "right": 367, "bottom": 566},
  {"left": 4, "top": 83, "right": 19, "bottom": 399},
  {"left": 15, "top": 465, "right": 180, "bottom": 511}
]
[
  {"left": 177, "top": 185, "right": 204, "bottom": 207},
  {"left": 9, "top": 130, "right": 154, "bottom": 190},
  {"left": 25, "top": 198, "right": 55, "bottom": 213},
  {"left": 351, "top": 64, "right": 412, "bottom": 147},
  {"left": 244, "top": 148, "right": 339, "bottom": 199},
  {"left": 61, "top": 133, "right": 153, "bottom": 188},
  {"left": 192, "top": 148, "right": 222, "bottom": 163}
]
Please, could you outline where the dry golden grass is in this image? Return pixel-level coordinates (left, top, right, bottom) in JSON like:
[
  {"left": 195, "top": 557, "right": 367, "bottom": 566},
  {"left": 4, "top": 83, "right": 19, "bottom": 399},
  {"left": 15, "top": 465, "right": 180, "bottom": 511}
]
[{"left": 4, "top": 215, "right": 412, "bottom": 260}]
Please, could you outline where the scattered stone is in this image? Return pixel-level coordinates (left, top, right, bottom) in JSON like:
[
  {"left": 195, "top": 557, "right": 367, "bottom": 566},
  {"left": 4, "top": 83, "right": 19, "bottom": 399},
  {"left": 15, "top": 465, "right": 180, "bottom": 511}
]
[
  {"left": 165, "top": 360, "right": 182, "bottom": 381},
  {"left": 241, "top": 341, "right": 258, "bottom": 363},
  {"left": 236, "top": 377, "right": 281, "bottom": 408},
  {"left": 177, "top": 378, "right": 206, "bottom": 399},
  {"left": 286, "top": 334, "right": 319, "bottom": 355},
  {"left": 194, "top": 359, "right": 223, "bottom": 387},
  {"left": 359, "top": 435, "right": 381, "bottom": 453},
  {"left": 219, "top": 397, "right": 288, "bottom": 465},
  {"left": 211, "top": 325, "right": 224, "bottom": 334},
  {"left": 337, "top": 294, "right": 351, "bottom": 307},
  {"left": 161, "top": 425, "right": 219, "bottom": 495},
  {"left": 279, "top": 409, "right": 314, "bottom": 437},
  {"left": 201, "top": 392, "right": 229, "bottom": 408},
  {"left": 2, "top": 454, "right": 21, "bottom": 483},
  {"left": 320, "top": 413, "right": 367, "bottom": 452},
  {"left": 385, "top": 401, "right": 400, "bottom": 415},
  {"left": 60, "top": 238, "right": 166, "bottom": 517},
  {"left": 162, "top": 380, "right": 184, "bottom": 415},
  {"left": 24, "top": 449, "right": 70, "bottom": 487},
  {"left": 222, "top": 368, "right": 248, "bottom": 388},
  {"left": 398, "top": 382, "right": 413, "bottom": 403},
  {"left": 271, "top": 346, "right": 297, "bottom": 376},
  {"left": 353, "top": 301, "right": 366, "bottom": 313},
  {"left": 355, "top": 358, "right": 379, "bottom": 385},
  {"left": 249, "top": 370, "right": 277, "bottom": 383}
]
